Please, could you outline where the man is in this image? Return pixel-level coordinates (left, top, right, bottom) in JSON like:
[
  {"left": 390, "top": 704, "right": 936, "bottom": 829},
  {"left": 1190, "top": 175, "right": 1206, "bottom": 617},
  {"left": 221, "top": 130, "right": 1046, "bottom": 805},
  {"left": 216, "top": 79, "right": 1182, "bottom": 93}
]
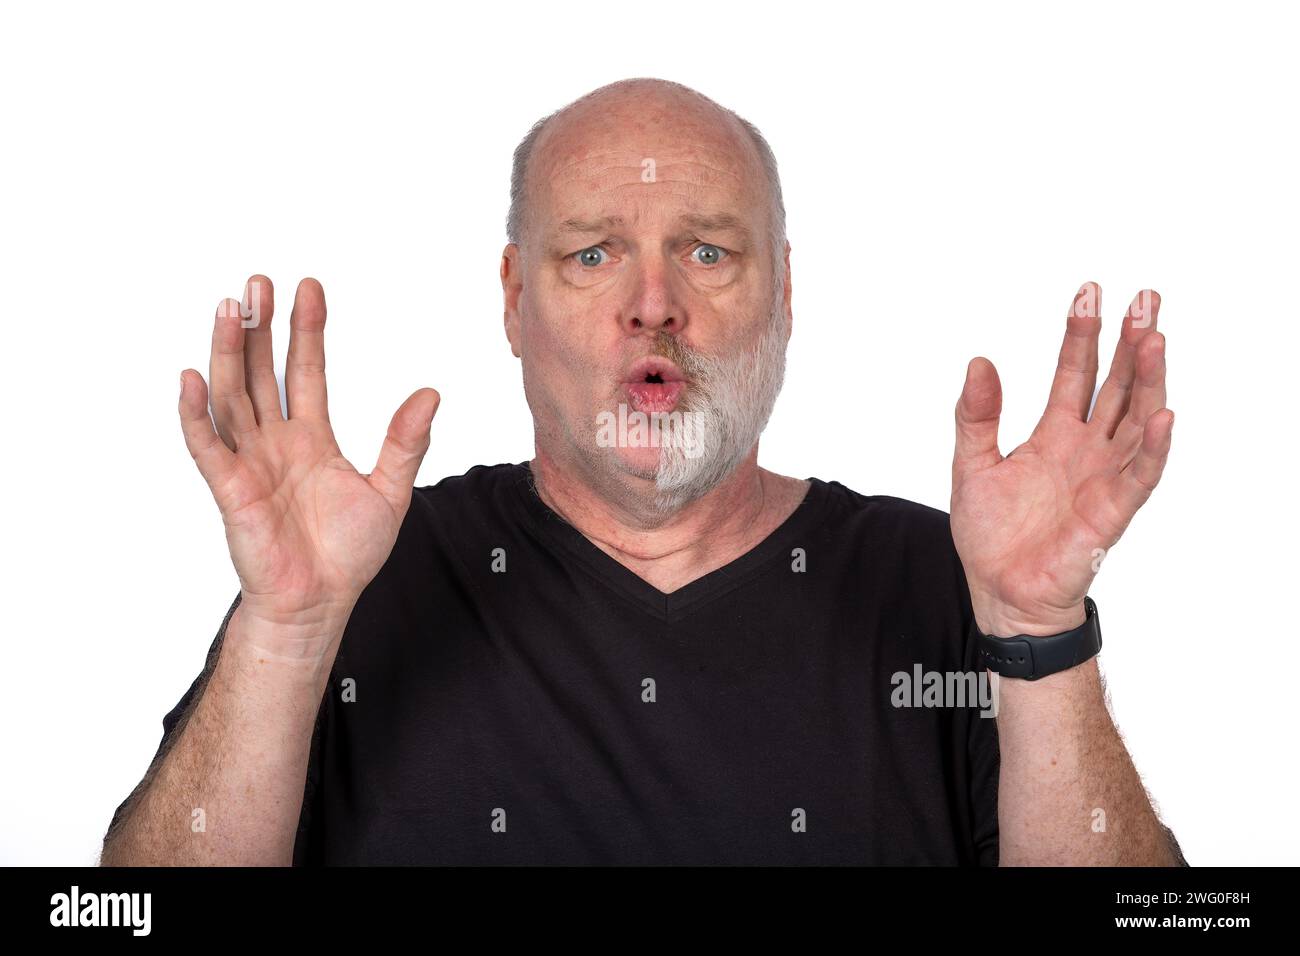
[{"left": 101, "top": 78, "right": 1184, "bottom": 865}]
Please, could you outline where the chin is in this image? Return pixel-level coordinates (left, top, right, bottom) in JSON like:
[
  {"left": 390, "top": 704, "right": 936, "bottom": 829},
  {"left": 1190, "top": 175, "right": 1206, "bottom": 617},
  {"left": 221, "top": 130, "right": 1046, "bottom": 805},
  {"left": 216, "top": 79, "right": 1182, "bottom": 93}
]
[{"left": 609, "top": 444, "right": 663, "bottom": 481}]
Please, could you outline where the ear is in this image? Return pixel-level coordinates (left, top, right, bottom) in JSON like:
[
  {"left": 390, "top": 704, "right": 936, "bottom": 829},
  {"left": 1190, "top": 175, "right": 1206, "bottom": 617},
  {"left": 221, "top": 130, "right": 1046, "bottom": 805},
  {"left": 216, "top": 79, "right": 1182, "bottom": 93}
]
[{"left": 501, "top": 243, "right": 522, "bottom": 358}]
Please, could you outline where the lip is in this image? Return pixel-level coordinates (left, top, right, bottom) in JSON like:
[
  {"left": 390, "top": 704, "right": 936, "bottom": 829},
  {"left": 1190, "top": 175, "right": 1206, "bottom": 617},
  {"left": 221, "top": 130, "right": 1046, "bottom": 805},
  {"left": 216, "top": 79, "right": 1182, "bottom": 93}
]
[
  {"left": 622, "top": 356, "right": 687, "bottom": 414},
  {"left": 624, "top": 356, "right": 686, "bottom": 385},
  {"left": 623, "top": 380, "right": 685, "bottom": 414}
]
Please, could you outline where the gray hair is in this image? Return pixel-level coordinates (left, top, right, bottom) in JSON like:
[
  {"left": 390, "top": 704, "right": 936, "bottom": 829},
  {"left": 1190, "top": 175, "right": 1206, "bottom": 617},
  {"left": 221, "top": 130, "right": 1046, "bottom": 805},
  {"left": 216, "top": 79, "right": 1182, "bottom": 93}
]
[{"left": 505, "top": 79, "right": 787, "bottom": 299}]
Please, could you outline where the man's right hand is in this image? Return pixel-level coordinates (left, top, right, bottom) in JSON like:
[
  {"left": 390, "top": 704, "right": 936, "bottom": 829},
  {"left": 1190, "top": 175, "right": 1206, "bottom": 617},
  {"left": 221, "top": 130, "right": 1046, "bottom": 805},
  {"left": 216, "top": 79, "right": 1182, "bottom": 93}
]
[{"left": 178, "top": 275, "right": 440, "bottom": 630}]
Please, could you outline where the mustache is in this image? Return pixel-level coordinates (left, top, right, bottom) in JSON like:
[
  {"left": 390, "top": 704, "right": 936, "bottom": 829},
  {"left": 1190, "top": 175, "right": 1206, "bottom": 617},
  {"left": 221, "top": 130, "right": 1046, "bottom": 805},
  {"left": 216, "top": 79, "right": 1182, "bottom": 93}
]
[
  {"left": 620, "top": 300, "right": 786, "bottom": 392},
  {"left": 644, "top": 332, "right": 711, "bottom": 381}
]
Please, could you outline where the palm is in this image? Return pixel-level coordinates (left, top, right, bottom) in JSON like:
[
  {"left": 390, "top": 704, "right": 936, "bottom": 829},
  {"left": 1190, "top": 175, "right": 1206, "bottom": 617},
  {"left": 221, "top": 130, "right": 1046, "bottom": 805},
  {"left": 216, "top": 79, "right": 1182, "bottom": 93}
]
[
  {"left": 179, "top": 276, "right": 440, "bottom": 621},
  {"left": 215, "top": 420, "right": 403, "bottom": 613},
  {"left": 950, "top": 283, "right": 1173, "bottom": 631}
]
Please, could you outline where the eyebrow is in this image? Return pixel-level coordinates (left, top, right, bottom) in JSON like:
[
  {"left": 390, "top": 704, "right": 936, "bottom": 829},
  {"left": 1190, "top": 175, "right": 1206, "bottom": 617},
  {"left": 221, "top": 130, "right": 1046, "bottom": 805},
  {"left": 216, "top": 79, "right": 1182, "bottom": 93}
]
[
  {"left": 554, "top": 212, "right": 753, "bottom": 239},
  {"left": 677, "top": 213, "right": 751, "bottom": 238},
  {"left": 558, "top": 215, "right": 627, "bottom": 234}
]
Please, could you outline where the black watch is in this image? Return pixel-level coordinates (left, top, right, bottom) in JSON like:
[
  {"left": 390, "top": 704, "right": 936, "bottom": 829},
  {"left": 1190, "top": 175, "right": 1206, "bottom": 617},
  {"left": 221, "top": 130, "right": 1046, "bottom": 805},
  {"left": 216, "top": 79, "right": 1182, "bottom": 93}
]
[{"left": 973, "top": 596, "right": 1101, "bottom": 680}]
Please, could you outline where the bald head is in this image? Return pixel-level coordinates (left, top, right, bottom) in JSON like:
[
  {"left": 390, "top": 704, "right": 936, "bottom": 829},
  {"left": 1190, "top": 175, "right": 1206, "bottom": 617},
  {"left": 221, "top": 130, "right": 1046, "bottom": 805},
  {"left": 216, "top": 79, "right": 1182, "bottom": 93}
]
[
  {"left": 498, "top": 78, "right": 795, "bottom": 516},
  {"left": 506, "top": 78, "right": 786, "bottom": 277}
]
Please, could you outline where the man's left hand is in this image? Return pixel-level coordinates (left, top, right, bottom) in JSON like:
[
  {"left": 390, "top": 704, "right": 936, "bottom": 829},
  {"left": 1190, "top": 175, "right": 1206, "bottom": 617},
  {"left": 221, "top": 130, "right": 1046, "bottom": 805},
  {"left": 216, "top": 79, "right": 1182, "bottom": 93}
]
[{"left": 950, "top": 282, "right": 1173, "bottom": 637}]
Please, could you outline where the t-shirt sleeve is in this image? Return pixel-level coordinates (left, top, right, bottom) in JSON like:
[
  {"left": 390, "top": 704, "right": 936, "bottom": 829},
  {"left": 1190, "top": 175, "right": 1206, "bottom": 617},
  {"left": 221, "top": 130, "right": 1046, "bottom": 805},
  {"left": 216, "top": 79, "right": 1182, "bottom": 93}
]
[
  {"left": 938, "top": 507, "right": 1000, "bottom": 866},
  {"left": 962, "top": 603, "right": 1002, "bottom": 867}
]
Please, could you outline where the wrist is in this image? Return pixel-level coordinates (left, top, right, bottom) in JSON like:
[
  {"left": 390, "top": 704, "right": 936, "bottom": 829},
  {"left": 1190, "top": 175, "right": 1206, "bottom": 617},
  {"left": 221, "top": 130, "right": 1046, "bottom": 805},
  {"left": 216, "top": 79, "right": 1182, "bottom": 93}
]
[
  {"left": 971, "top": 597, "right": 1087, "bottom": 638},
  {"left": 236, "top": 590, "right": 362, "bottom": 630},
  {"left": 224, "top": 599, "right": 353, "bottom": 683}
]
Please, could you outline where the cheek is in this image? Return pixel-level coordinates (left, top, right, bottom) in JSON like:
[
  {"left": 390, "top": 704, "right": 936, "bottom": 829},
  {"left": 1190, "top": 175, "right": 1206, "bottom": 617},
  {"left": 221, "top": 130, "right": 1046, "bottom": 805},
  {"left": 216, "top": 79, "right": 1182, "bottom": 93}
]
[
  {"left": 521, "top": 303, "right": 583, "bottom": 377},
  {"left": 524, "top": 281, "right": 623, "bottom": 365},
  {"left": 519, "top": 296, "right": 616, "bottom": 409}
]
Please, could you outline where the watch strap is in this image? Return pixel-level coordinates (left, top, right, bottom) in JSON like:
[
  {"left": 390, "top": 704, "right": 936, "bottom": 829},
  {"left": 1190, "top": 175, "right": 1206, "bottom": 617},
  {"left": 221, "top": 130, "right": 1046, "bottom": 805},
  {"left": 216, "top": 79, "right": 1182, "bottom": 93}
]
[{"left": 974, "top": 596, "right": 1101, "bottom": 680}]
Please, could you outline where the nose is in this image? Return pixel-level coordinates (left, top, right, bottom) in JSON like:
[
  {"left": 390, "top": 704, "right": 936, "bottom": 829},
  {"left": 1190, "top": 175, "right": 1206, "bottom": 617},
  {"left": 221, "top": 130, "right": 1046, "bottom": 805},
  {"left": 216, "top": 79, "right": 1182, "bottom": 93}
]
[{"left": 620, "top": 256, "right": 686, "bottom": 336}]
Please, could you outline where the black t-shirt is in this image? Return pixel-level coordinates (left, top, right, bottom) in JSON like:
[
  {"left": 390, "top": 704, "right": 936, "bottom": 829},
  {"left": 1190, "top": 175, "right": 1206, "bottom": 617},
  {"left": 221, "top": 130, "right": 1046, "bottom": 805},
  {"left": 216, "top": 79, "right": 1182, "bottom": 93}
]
[{"left": 111, "top": 462, "right": 1001, "bottom": 865}]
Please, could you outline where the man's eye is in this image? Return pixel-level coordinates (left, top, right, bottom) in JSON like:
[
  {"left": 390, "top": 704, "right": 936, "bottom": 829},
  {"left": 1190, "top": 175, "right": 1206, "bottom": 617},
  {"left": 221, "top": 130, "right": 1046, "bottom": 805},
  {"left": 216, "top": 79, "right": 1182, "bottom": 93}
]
[
  {"left": 692, "top": 243, "right": 726, "bottom": 265},
  {"left": 575, "top": 246, "right": 608, "bottom": 267}
]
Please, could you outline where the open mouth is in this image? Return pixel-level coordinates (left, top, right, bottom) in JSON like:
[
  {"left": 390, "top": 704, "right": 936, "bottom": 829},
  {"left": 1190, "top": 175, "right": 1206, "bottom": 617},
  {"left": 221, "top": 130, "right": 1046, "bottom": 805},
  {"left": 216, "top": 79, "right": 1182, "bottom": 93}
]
[{"left": 624, "top": 357, "right": 687, "bottom": 413}]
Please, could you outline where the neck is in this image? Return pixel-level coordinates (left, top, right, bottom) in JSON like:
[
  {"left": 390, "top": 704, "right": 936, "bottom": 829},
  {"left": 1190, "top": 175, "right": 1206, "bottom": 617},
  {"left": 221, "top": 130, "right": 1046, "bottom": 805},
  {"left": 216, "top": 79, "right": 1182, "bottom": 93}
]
[{"left": 529, "top": 446, "right": 809, "bottom": 593}]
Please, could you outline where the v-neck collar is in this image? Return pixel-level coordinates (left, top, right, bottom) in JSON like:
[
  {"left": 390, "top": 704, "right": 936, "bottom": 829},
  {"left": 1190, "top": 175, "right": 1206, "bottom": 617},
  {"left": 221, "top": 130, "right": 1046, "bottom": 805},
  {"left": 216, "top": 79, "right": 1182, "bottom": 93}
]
[{"left": 506, "top": 461, "right": 829, "bottom": 623}]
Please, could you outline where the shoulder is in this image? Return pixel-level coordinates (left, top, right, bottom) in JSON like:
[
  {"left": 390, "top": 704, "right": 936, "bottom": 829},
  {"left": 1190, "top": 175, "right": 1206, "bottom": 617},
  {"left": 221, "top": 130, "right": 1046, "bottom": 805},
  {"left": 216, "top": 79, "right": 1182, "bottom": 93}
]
[
  {"left": 812, "top": 478, "right": 976, "bottom": 668},
  {"left": 370, "top": 462, "right": 530, "bottom": 575},
  {"left": 808, "top": 477, "right": 969, "bottom": 598},
  {"left": 344, "top": 464, "right": 532, "bottom": 641},
  {"left": 410, "top": 461, "right": 530, "bottom": 517},
  {"left": 414, "top": 460, "right": 529, "bottom": 499},
  {"left": 814, "top": 477, "right": 956, "bottom": 545}
]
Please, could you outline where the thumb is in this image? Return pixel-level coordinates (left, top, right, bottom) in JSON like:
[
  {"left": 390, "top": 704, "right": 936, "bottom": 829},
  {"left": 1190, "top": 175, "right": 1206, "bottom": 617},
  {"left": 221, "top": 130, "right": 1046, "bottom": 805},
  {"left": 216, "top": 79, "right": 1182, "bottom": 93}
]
[
  {"left": 953, "top": 357, "right": 1002, "bottom": 483},
  {"left": 368, "top": 387, "right": 441, "bottom": 515}
]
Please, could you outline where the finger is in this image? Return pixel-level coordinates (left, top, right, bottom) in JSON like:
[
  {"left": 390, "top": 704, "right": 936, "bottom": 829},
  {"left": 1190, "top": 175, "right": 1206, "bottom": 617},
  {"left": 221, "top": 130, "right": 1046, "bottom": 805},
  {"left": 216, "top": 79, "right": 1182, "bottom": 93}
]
[
  {"left": 953, "top": 357, "right": 1003, "bottom": 483},
  {"left": 286, "top": 278, "right": 330, "bottom": 422},
  {"left": 368, "top": 388, "right": 441, "bottom": 516},
  {"left": 1045, "top": 281, "right": 1102, "bottom": 421},
  {"left": 179, "top": 369, "right": 238, "bottom": 494},
  {"left": 209, "top": 296, "right": 259, "bottom": 451},
  {"left": 1113, "top": 408, "right": 1174, "bottom": 521},
  {"left": 1091, "top": 289, "right": 1160, "bottom": 437},
  {"left": 241, "top": 274, "right": 284, "bottom": 424},
  {"left": 1112, "top": 330, "right": 1166, "bottom": 458}
]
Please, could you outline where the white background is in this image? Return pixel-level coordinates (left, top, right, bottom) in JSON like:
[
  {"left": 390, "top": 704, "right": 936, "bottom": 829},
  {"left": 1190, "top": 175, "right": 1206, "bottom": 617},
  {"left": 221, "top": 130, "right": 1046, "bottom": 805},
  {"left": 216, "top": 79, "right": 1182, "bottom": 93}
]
[{"left": 1, "top": 0, "right": 1295, "bottom": 865}]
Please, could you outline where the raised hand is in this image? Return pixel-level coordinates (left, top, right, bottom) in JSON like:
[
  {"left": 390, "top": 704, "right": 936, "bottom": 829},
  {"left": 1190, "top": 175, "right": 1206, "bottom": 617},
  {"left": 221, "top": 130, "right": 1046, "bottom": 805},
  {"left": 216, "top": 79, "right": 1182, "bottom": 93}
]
[
  {"left": 178, "top": 275, "right": 440, "bottom": 626},
  {"left": 950, "top": 282, "right": 1172, "bottom": 637}
]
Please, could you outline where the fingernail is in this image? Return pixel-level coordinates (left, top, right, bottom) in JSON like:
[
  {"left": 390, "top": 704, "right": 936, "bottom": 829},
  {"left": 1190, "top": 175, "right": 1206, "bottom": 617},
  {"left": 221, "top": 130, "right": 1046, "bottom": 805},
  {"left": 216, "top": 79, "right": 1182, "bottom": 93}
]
[
  {"left": 242, "top": 280, "right": 262, "bottom": 329},
  {"left": 1128, "top": 290, "right": 1155, "bottom": 329},
  {"left": 178, "top": 371, "right": 186, "bottom": 399},
  {"left": 1072, "top": 282, "right": 1098, "bottom": 319}
]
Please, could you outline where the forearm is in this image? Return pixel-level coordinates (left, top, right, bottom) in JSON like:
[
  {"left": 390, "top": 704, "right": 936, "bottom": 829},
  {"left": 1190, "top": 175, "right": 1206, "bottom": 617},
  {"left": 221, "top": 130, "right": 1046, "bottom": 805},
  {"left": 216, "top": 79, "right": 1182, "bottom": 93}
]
[
  {"left": 100, "top": 601, "right": 349, "bottom": 866},
  {"left": 992, "top": 656, "right": 1179, "bottom": 866}
]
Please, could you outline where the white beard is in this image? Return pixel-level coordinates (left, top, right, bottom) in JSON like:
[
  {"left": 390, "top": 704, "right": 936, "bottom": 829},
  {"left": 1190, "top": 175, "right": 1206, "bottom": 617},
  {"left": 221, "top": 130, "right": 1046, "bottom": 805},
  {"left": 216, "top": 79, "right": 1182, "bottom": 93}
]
[{"left": 650, "top": 301, "right": 788, "bottom": 514}]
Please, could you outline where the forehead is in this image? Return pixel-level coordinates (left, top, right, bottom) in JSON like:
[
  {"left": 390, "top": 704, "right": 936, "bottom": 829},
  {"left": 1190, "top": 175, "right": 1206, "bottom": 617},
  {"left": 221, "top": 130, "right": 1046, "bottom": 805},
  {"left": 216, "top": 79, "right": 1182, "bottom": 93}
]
[{"left": 529, "top": 96, "right": 767, "bottom": 236}]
